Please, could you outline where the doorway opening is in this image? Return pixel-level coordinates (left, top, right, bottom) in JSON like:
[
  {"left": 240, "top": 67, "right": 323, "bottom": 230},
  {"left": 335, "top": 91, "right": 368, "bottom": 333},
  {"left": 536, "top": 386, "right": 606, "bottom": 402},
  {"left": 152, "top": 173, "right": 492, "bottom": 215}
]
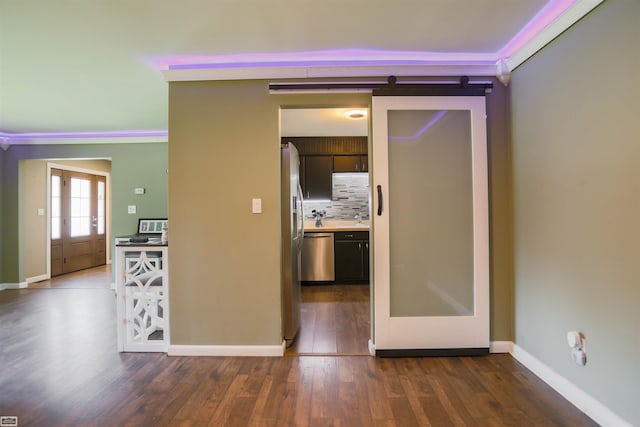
[
  {"left": 280, "top": 107, "right": 372, "bottom": 356},
  {"left": 46, "top": 160, "right": 112, "bottom": 280},
  {"left": 51, "top": 168, "right": 107, "bottom": 276}
]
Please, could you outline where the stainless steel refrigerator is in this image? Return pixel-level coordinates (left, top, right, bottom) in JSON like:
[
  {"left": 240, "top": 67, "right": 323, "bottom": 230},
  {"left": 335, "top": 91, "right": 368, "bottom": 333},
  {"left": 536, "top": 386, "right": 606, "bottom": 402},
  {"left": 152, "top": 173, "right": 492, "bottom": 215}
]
[{"left": 281, "top": 142, "right": 304, "bottom": 346}]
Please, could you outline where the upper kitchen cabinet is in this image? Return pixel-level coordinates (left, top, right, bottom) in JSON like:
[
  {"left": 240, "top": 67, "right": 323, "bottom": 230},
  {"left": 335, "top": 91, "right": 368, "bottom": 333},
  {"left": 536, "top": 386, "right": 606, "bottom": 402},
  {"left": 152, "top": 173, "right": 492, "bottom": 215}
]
[
  {"left": 284, "top": 136, "right": 368, "bottom": 199},
  {"left": 333, "top": 155, "right": 368, "bottom": 173},
  {"left": 283, "top": 137, "right": 367, "bottom": 157},
  {"left": 302, "top": 155, "right": 332, "bottom": 200}
]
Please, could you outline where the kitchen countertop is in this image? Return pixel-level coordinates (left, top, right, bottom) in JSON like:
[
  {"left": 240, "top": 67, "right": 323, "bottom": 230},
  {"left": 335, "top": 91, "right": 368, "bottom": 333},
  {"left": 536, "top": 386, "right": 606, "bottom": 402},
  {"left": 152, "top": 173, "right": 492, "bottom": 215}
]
[{"left": 304, "top": 220, "right": 369, "bottom": 232}]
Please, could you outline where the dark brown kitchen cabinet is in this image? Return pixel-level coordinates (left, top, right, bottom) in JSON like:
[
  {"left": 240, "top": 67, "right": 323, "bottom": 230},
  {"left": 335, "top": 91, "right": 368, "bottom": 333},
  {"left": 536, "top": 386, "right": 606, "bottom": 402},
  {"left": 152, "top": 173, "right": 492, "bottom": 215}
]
[
  {"left": 333, "top": 155, "right": 368, "bottom": 173},
  {"left": 334, "top": 231, "right": 369, "bottom": 282},
  {"left": 302, "top": 155, "right": 332, "bottom": 200}
]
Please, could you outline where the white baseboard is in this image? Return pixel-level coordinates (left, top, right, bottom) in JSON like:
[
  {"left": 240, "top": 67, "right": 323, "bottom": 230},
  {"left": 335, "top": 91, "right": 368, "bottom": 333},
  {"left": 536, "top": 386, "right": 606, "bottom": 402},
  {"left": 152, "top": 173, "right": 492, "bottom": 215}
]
[
  {"left": 26, "top": 274, "right": 49, "bottom": 284},
  {"left": 511, "top": 344, "right": 632, "bottom": 427},
  {"left": 368, "top": 339, "right": 376, "bottom": 356},
  {"left": 490, "top": 341, "right": 513, "bottom": 353},
  {"left": 168, "top": 341, "right": 286, "bottom": 357},
  {"left": 1, "top": 282, "right": 28, "bottom": 289}
]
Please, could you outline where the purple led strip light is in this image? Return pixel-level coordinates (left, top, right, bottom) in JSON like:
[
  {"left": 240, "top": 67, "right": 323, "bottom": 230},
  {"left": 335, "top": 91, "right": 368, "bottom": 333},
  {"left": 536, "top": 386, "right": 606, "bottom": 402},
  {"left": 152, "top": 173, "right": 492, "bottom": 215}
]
[
  {"left": 154, "top": 0, "right": 578, "bottom": 72},
  {"left": 499, "top": 0, "right": 577, "bottom": 58},
  {"left": 155, "top": 49, "right": 497, "bottom": 71},
  {"left": 0, "top": 130, "right": 168, "bottom": 140}
]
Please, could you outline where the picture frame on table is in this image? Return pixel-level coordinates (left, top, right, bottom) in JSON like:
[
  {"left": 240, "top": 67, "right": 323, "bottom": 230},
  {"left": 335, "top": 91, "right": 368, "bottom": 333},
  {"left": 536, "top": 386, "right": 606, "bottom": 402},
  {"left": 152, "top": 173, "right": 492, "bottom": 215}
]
[{"left": 138, "top": 218, "right": 168, "bottom": 235}]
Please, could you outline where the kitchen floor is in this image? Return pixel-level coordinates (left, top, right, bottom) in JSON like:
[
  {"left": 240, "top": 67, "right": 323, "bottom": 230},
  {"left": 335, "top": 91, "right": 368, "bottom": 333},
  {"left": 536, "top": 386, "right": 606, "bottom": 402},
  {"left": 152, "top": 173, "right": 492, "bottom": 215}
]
[{"left": 286, "top": 284, "right": 371, "bottom": 356}]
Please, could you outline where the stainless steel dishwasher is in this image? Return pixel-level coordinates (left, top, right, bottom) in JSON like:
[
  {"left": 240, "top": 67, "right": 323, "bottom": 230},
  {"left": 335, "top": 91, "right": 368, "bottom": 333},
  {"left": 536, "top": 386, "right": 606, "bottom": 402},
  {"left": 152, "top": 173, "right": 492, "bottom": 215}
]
[{"left": 301, "top": 232, "right": 335, "bottom": 282}]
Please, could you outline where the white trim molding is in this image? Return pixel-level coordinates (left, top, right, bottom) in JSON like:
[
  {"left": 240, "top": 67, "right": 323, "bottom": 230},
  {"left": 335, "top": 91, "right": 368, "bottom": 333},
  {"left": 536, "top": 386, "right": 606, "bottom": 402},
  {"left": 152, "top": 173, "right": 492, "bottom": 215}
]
[
  {"left": 368, "top": 339, "right": 376, "bottom": 356},
  {"left": 489, "top": 341, "right": 514, "bottom": 354},
  {"left": 163, "top": 63, "right": 499, "bottom": 83},
  {"left": 502, "top": 0, "right": 606, "bottom": 73},
  {"left": 26, "top": 274, "right": 49, "bottom": 284},
  {"left": 168, "top": 342, "right": 286, "bottom": 357},
  {"left": 511, "top": 344, "right": 632, "bottom": 427},
  {"left": 1, "top": 282, "right": 28, "bottom": 289},
  {"left": 0, "top": 131, "right": 168, "bottom": 147}
]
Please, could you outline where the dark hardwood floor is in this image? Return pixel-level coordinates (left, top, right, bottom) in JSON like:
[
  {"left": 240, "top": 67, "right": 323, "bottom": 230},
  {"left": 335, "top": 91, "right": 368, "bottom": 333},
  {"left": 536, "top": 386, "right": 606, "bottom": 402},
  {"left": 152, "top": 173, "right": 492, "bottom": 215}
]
[
  {"left": 287, "top": 284, "right": 371, "bottom": 356},
  {"left": 0, "top": 267, "right": 598, "bottom": 426}
]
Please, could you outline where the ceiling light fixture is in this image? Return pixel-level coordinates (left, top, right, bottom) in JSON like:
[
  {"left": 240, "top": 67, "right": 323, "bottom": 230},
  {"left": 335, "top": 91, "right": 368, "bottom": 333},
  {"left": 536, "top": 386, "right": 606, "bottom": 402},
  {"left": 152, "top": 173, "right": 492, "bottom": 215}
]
[{"left": 345, "top": 110, "right": 367, "bottom": 120}]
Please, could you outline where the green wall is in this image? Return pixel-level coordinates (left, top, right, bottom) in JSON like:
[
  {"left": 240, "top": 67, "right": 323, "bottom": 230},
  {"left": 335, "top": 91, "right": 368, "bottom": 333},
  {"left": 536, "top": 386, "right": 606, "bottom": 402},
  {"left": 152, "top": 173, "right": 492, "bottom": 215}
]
[
  {"left": 0, "top": 142, "right": 167, "bottom": 283},
  {"left": 168, "top": 78, "right": 513, "bottom": 346},
  {"left": 22, "top": 159, "right": 112, "bottom": 280},
  {"left": 510, "top": 1, "right": 639, "bottom": 424}
]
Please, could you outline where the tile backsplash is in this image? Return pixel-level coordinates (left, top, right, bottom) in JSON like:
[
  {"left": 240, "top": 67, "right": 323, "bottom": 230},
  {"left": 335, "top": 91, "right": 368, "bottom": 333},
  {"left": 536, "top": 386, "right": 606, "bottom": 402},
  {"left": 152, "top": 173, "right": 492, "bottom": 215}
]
[{"left": 304, "top": 173, "right": 370, "bottom": 221}]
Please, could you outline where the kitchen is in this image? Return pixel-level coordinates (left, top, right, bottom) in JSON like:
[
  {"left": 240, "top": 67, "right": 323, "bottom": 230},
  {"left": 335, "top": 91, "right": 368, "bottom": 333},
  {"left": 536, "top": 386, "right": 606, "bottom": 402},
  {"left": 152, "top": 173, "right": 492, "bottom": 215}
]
[{"left": 281, "top": 108, "right": 371, "bottom": 355}]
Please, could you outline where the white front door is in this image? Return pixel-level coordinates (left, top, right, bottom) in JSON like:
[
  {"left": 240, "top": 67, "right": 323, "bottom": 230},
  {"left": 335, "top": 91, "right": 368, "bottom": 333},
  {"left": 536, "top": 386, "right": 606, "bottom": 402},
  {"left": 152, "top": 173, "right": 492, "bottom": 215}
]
[{"left": 372, "top": 96, "right": 489, "bottom": 355}]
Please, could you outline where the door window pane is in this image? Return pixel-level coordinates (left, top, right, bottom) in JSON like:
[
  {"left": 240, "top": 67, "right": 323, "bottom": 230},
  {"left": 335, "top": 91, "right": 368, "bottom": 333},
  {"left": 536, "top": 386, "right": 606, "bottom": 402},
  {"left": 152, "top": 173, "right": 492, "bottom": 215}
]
[
  {"left": 70, "top": 177, "right": 91, "bottom": 237},
  {"left": 388, "top": 109, "right": 474, "bottom": 317},
  {"left": 97, "top": 180, "right": 105, "bottom": 235},
  {"left": 51, "top": 175, "right": 61, "bottom": 239}
]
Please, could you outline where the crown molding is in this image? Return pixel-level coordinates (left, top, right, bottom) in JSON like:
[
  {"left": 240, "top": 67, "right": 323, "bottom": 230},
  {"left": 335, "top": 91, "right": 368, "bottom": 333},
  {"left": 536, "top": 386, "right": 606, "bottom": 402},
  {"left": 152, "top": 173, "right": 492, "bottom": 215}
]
[
  {"left": 161, "top": 0, "right": 603, "bottom": 85},
  {"left": 0, "top": 131, "right": 168, "bottom": 147},
  {"left": 502, "top": 0, "right": 605, "bottom": 72},
  {"left": 163, "top": 63, "right": 500, "bottom": 83}
]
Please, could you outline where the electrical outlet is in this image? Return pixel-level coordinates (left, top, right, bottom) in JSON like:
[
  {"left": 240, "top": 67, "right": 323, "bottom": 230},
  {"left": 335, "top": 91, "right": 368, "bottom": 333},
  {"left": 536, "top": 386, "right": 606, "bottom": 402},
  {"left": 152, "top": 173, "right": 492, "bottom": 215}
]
[
  {"left": 128, "top": 205, "right": 137, "bottom": 214},
  {"left": 572, "top": 348, "right": 587, "bottom": 366},
  {"left": 567, "top": 331, "right": 587, "bottom": 366}
]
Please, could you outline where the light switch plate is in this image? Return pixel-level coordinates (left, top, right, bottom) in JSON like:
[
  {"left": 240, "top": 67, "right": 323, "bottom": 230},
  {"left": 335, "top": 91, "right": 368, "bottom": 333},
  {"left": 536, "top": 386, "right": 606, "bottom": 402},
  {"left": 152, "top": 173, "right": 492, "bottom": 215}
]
[
  {"left": 252, "top": 198, "right": 262, "bottom": 214},
  {"left": 128, "top": 205, "right": 137, "bottom": 214},
  {"left": 37, "top": 208, "right": 45, "bottom": 216},
  {"left": 134, "top": 187, "right": 145, "bottom": 195}
]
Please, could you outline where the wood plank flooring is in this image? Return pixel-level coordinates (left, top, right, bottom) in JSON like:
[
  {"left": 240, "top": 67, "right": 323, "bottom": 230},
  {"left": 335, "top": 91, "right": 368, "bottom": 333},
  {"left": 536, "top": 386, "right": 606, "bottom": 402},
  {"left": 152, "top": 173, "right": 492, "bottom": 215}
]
[
  {"left": 0, "top": 267, "right": 598, "bottom": 426},
  {"left": 287, "top": 284, "right": 371, "bottom": 356}
]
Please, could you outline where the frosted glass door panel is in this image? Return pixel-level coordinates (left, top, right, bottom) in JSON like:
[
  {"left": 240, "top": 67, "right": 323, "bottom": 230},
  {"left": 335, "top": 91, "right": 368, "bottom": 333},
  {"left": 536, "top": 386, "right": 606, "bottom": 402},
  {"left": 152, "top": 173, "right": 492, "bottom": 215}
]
[{"left": 388, "top": 110, "right": 474, "bottom": 317}]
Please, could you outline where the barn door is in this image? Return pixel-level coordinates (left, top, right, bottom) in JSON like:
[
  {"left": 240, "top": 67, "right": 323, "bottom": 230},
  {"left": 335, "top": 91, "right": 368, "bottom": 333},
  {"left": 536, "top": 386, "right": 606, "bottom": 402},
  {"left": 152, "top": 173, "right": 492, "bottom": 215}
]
[{"left": 372, "top": 95, "right": 489, "bottom": 355}]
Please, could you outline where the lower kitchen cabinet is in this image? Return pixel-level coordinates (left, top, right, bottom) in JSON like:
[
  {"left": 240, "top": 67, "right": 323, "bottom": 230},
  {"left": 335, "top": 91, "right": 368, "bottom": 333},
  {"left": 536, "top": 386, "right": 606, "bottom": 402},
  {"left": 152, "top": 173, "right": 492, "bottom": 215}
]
[{"left": 334, "top": 231, "right": 369, "bottom": 283}]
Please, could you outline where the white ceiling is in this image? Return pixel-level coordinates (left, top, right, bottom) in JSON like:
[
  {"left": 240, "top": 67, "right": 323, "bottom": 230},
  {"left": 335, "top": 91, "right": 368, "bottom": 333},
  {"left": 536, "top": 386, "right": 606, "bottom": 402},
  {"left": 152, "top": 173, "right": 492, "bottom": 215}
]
[
  {"left": 282, "top": 108, "right": 368, "bottom": 137},
  {"left": 0, "top": 0, "right": 600, "bottom": 141}
]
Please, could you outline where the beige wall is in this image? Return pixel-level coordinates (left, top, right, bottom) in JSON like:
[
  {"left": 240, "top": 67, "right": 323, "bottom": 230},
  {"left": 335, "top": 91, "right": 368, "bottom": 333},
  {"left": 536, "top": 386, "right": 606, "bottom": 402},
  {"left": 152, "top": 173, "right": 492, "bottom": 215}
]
[
  {"left": 168, "top": 79, "right": 513, "bottom": 345},
  {"left": 510, "top": 1, "right": 639, "bottom": 424},
  {"left": 21, "top": 159, "right": 112, "bottom": 281}
]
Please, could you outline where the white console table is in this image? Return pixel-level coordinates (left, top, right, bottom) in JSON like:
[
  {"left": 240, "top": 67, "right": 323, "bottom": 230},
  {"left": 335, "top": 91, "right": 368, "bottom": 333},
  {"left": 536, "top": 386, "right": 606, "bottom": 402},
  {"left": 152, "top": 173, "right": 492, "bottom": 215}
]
[{"left": 115, "top": 242, "right": 169, "bottom": 352}]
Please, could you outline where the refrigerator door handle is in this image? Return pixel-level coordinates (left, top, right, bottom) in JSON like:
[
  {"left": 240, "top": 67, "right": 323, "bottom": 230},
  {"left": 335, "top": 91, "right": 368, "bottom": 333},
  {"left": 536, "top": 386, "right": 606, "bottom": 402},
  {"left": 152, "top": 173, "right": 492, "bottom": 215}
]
[
  {"left": 377, "top": 185, "right": 383, "bottom": 216},
  {"left": 297, "top": 182, "right": 305, "bottom": 254}
]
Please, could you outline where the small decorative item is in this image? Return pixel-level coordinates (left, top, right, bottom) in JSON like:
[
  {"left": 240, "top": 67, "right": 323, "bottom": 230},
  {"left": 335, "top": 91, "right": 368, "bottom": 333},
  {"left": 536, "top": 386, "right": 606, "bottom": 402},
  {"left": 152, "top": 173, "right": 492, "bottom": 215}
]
[
  {"left": 161, "top": 225, "right": 168, "bottom": 243},
  {"left": 311, "top": 209, "right": 326, "bottom": 227}
]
